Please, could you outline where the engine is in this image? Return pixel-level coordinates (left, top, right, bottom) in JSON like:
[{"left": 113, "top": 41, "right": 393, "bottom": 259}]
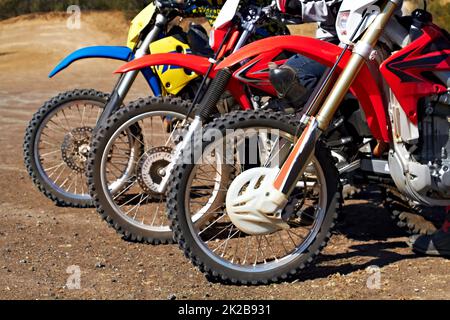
[
  {"left": 414, "top": 93, "right": 450, "bottom": 198},
  {"left": 388, "top": 89, "right": 450, "bottom": 207}
]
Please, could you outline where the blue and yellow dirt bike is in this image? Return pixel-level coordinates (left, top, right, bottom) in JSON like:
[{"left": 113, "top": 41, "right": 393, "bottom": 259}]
[
  {"left": 23, "top": 2, "right": 210, "bottom": 208},
  {"left": 20, "top": 1, "right": 206, "bottom": 206},
  {"left": 23, "top": 0, "right": 290, "bottom": 209}
]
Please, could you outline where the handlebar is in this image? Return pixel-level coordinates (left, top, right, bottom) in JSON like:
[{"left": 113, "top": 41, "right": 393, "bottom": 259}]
[
  {"left": 155, "top": 0, "right": 186, "bottom": 10},
  {"left": 257, "top": 1, "right": 302, "bottom": 25},
  {"left": 156, "top": 0, "right": 302, "bottom": 29}
]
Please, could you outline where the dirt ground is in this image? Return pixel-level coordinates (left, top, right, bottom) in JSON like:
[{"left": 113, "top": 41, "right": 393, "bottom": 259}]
[{"left": 0, "top": 12, "right": 449, "bottom": 301}]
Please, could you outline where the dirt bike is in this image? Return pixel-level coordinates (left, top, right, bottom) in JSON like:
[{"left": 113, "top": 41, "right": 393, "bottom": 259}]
[
  {"left": 165, "top": 0, "right": 450, "bottom": 284},
  {"left": 86, "top": 0, "right": 299, "bottom": 244},
  {"left": 22, "top": 2, "right": 212, "bottom": 208},
  {"left": 23, "top": 0, "right": 289, "bottom": 208}
]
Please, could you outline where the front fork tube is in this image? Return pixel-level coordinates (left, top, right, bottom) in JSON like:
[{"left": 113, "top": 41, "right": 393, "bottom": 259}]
[
  {"left": 158, "top": 26, "right": 254, "bottom": 193},
  {"left": 274, "top": 118, "right": 321, "bottom": 195},
  {"left": 96, "top": 70, "right": 140, "bottom": 129},
  {"left": 157, "top": 68, "right": 234, "bottom": 193},
  {"left": 273, "top": 0, "right": 400, "bottom": 198},
  {"left": 96, "top": 14, "right": 167, "bottom": 129},
  {"left": 156, "top": 117, "right": 203, "bottom": 193},
  {"left": 273, "top": 51, "right": 366, "bottom": 195}
]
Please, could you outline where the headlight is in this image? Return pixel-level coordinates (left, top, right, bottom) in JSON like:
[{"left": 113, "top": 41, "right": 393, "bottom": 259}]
[{"left": 336, "top": 11, "right": 350, "bottom": 38}]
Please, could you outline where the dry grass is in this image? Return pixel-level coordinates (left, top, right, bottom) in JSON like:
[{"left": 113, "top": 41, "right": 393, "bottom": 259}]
[{"left": 289, "top": 23, "right": 317, "bottom": 37}]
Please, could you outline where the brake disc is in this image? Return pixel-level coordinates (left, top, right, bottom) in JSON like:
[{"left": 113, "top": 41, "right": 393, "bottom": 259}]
[
  {"left": 136, "top": 146, "right": 173, "bottom": 196},
  {"left": 61, "top": 127, "right": 93, "bottom": 173}
]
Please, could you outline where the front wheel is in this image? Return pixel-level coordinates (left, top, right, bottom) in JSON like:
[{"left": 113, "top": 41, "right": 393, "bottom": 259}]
[
  {"left": 87, "top": 97, "right": 193, "bottom": 244},
  {"left": 167, "top": 110, "right": 340, "bottom": 284},
  {"left": 23, "top": 89, "right": 108, "bottom": 208}
]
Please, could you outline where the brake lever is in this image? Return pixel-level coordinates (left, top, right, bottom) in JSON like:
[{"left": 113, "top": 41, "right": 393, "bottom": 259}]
[
  {"left": 280, "top": 14, "right": 303, "bottom": 25},
  {"left": 156, "top": 0, "right": 187, "bottom": 13}
]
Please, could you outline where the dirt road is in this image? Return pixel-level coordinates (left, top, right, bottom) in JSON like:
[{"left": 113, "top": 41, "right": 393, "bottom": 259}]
[{"left": 0, "top": 12, "right": 448, "bottom": 300}]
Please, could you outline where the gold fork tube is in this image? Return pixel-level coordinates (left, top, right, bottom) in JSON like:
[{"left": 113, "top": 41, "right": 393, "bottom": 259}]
[
  {"left": 316, "top": 0, "right": 399, "bottom": 131},
  {"left": 273, "top": 0, "right": 401, "bottom": 196}
]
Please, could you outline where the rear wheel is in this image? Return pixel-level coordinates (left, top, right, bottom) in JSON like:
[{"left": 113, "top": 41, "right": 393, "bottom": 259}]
[
  {"left": 167, "top": 110, "right": 339, "bottom": 284},
  {"left": 385, "top": 189, "right": 446, "bottom": 235}
]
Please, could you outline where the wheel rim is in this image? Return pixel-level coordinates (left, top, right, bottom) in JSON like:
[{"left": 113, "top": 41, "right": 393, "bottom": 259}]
[
  {"left": 184, "top": 126, "right": 328, "bottom": 273},
  {"left": 100, "top": 110, "right": 189, "bottom": 233},
  {"left": 35, "top": 100, "right": 103, "bottom": 201},
  {"left": 35, "top": 100, "right": 139, "bottom": 202}
]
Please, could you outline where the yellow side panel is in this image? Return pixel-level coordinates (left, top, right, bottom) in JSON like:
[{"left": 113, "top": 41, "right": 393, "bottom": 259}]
[
  {"left": 150, "top": 37, "right": 199, "bottom": 95},
  {"left": 127, "top": 4, "right": 157, "bottom": 49}
]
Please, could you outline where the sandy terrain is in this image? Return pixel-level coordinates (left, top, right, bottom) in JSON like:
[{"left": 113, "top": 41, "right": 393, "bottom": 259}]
[{"left": 0, "top": 11, "right": 448, "bottom": 300}]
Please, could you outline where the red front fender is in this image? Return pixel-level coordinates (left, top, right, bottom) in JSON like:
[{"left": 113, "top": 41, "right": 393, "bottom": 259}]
[
  {"left": 216, "top": 36, "right": 344, "bottom": 70},
  {"left": 115, "top": 53, "right": 213, "bottom": 76},
  {"left": 115, "top": 53, "right": 252, "bottom": 109},
  {"left": 218, "top": 36, "right": 390, "bottom": 142}
]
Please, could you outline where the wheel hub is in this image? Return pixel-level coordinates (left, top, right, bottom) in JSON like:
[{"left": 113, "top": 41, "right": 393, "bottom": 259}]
[
  {"left": 137, "top": 146, "right": 173, "bottom": 195},
  {"left": 61, "top": 127, "right": 93, "bottom": 173}
]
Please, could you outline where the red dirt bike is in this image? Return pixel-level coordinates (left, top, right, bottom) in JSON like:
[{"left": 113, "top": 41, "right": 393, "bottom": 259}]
[
  {"left": 86, "top": 0, "right": 298, "bottom": 244},
  {"left": 23, "top": 0, "right": 290, "bottom": 209},
  {"left": 163, "top": 0, "right": 450, "bottom": 284}
]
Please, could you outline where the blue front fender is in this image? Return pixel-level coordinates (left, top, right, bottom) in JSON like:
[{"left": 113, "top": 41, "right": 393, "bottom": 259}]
[{"left": 49, "top": 46, "right": 133, "bottom": 78}]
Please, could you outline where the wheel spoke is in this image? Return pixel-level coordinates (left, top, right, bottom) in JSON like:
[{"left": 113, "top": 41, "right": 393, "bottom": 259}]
[{"left": 198, "top": 213, "right": 227, "bottom": 235}]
